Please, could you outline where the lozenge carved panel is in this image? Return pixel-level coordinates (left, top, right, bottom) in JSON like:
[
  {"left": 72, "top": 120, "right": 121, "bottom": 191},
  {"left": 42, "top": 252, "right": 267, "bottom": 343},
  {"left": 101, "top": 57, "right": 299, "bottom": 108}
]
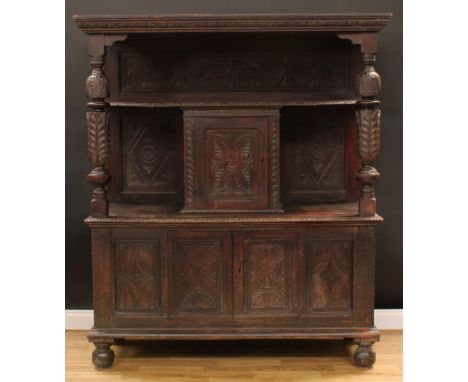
[
  {"left": 122, "top": 115, "right": 177, "bottom": 194},
  {"left": 281, "top": 109, "right": 359, "bottom": 204},
  {"left": 114, "top": 241, "right": 160, "bottom": 313},
  {"left": 305, "top": 240, "right": 352, "bottom": 313}
]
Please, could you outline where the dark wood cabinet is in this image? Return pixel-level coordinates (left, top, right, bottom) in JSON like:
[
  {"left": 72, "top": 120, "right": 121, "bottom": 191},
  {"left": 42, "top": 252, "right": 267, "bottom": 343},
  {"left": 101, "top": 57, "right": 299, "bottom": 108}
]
[{"left": 74, "top": 13, "right": 391, "bottom": 369}]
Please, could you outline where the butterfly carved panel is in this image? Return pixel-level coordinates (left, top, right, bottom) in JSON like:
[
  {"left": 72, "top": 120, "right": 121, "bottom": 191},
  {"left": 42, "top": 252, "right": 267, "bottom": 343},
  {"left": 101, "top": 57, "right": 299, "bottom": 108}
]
[{"left": 184, "top": 111, "right": 275, "bottom": 211}]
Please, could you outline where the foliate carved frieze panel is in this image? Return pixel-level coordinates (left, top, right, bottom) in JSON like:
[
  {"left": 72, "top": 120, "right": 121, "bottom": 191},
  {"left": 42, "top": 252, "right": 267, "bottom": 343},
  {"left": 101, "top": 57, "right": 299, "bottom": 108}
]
[
  {"left": 115, "top": 241, "right": 160, "bottom": 312},
  {"left": 245, "top": 241, "right": 290, "bottom": 311},
  {"left": 122, "top": 117, "right": 177, "bottom": 193},
  {"left": 173, "top": 239, "right": 222, "bottom": 313},
  {"left": 120, "top": 51, "right": 346, "bottom": 93},
  {"left": 305, "top": 240, "right": 352, "bottom": 312}
]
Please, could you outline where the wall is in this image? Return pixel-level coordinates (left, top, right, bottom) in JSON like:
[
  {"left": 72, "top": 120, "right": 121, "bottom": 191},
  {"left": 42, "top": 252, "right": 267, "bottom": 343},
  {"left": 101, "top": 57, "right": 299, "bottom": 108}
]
[{"left": 65, "top": 0, "right": 402, "bottom": 309}]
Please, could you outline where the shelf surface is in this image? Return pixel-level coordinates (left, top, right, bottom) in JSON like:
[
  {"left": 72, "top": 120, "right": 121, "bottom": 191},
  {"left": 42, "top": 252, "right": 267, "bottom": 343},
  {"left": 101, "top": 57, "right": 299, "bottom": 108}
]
[{"left": 85, "top": 202, "right": 383, "bottom": 227}]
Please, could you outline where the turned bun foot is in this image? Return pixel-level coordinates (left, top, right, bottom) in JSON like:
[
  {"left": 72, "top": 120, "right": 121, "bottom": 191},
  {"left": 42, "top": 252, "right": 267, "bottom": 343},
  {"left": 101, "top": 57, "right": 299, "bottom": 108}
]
[
  {"left": 92, "top": 343, "right": 115, "bottom": 369},
  {"left": 353, "top": 341, "right": 376, "bottom": 368}
]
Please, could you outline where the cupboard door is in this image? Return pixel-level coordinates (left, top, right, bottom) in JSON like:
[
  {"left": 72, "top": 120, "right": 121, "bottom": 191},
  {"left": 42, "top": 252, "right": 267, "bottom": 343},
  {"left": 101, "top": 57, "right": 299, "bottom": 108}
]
[
  {"left": 233, "top": 232, "right": 299, "bottom": 315},
  {"left": 183, "top": 110, "right": 280, "bottom": 211},
  {"left": 168, "top": 231, "right": 232, "bottom": 315}
]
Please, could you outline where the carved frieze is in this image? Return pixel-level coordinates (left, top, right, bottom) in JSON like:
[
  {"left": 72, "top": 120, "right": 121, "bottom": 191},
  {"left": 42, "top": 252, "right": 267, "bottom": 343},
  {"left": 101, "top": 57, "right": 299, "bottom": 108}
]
[{"left": 120, "top": 51, "right": 345, "bottom": 93}]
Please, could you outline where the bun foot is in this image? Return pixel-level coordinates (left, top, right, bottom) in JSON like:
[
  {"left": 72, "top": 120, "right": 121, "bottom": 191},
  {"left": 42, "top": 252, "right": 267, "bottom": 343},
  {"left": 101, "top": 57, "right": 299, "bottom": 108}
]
[
  {"left": 353, "top": 341, "right": 376, "bottom": 368},
  {"left": 92, "top": 342, "right": 115, "bottom": 369}
]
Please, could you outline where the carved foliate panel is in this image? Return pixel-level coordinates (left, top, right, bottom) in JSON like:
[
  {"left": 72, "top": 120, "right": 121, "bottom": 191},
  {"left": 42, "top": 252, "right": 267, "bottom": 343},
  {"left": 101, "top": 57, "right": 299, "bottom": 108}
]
[
  {"left": 207, "top": 129, "right": 257, "bottom": 196},
  {"left": 122, "top": 116, "right": 177, "bottom": 193},
  {"left": 173, "top": 239, "right": 223, "bottom": 313},
  {"left": 120, "top": 51, "right": 346, "bottom": 93},
  {"left": 87, "top": 111, "right": 109, "bottom": 166},
  {"left": 184, "top": 114, "right": 271, "bottom": 210},
  {"left": 356, "top": 109, "right": 381, "bottom": 163},
  {"left": 245, "top": 240, "right": 291, "bottom": 311},
  {"left": 305, "top": 240, "right": 352, "bottom": 312},
  {"left": 115, "top": 241, "right": 160, "bottom": 312}
]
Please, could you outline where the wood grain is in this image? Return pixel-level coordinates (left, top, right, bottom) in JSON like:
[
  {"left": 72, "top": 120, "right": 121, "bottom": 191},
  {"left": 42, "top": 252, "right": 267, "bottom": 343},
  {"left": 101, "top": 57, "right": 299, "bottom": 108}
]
[{"left": 66, "top": 330, "right": 402, "bottom": 381}]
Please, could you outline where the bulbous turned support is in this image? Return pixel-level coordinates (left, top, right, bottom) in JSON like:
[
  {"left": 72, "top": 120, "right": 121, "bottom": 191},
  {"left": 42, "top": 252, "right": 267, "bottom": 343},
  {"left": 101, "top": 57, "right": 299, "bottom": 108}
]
[
  {"left": 92, "top": 342, "right": 115, "bottom": 369},
  {"left": 353, "top": 340, "right": 376, "bottom": 368},
  {"left": 355, "top": 50, "right": 382, "bottom": 217}
]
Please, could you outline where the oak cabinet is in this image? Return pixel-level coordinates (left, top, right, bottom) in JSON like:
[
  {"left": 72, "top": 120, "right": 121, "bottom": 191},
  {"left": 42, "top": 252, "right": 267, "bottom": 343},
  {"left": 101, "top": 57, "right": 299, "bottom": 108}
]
[{"left": 75, "top": 12, "right": 391, "bottom": 369}]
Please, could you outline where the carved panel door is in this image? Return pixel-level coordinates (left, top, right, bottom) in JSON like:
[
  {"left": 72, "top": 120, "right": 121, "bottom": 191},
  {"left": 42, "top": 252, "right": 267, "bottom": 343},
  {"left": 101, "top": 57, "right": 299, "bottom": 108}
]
[
  {"left": 167, "top": 231, "right": 232, "bottom": 315},
  {"left": 183, "top": 111, "right": 278, "bottom": 211},
  {"left": 233, "top": 231, "right": 300, "bottom": 316}
]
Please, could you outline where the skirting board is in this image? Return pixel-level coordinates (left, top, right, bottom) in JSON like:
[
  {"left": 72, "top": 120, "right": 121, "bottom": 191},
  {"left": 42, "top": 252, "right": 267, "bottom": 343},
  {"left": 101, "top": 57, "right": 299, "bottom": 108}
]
[{"left": 65, "top": 309, "right": 402, "bottom": 331}]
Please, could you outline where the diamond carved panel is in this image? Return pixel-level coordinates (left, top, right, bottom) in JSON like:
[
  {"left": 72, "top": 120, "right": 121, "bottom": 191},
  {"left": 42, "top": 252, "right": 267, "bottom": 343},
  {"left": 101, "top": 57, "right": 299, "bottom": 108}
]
[
  {"left": 122, "top": 117, "right": 177, "bottom": 193},
  {"left": 290, "top": 121, "right": 344, "bottom": 191}
]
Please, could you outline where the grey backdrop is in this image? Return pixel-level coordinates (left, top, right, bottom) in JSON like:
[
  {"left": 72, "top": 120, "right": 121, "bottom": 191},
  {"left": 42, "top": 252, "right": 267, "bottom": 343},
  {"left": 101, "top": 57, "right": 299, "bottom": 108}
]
[{"left": 66, "top": 0, "right": 402, "bottom": 309}]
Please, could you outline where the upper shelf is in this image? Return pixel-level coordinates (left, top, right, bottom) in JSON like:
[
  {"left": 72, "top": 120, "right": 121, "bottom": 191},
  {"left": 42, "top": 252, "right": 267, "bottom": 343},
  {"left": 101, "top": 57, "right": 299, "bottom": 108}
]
[{"left": 73, "top": 13, "right": 392, "bottom": 35}]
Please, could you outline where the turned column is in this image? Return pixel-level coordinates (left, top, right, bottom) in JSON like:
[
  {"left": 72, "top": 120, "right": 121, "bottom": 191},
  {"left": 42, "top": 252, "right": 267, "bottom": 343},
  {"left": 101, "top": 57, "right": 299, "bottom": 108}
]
[
  {"left": 85, "top": 35, "right": 126, "bottom": 217},
  {"left": 85, "top": 36, "right": 110, "bottom": 217},
  {"left": 355, "top": 35, "right": 382, "bottom": 217}
]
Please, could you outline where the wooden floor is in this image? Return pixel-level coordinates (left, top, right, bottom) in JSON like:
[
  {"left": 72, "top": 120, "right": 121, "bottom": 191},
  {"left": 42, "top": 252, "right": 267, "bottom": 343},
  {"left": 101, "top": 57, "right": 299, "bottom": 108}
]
[{"left": 66, "top": 330, "right": 402, "bottom": 381}]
